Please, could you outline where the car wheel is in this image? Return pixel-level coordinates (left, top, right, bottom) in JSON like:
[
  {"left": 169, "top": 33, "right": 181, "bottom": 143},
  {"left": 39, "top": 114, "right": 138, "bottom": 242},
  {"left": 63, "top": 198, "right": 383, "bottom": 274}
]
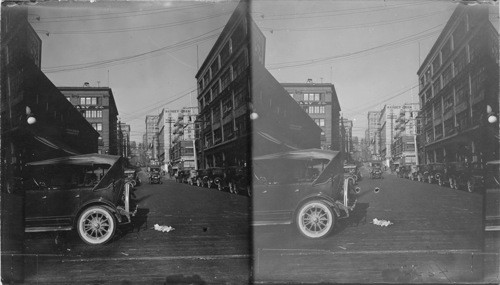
[
  {"left": 77, "top": 206, "right": 116, "bottom": 245},
  {"left": 467, "top": 179, "right": 474, "bottom": 193},
  {"left": 296, "top": 200, "right": 334, "bottom": 239}
]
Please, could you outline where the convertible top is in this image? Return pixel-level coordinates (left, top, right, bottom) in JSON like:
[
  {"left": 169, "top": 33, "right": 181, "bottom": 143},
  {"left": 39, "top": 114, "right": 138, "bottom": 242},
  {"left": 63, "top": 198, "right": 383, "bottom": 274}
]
[
  {"left": 27, "top": 154, "right": 121, "bottom": 166},
  {"left": 254, "top": 149, "right": 339, "bottom": 161}
]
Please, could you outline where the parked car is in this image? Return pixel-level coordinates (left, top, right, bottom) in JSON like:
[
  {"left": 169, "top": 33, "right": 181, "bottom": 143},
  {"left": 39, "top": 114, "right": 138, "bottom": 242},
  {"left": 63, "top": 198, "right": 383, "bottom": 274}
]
[
  {"left": 124, "top": 168, "right": 141, "bottom": 187},
  {"left": 344, "top": 164, "right": 361, "bottom": 183},
  {"left": 226, "top": 166, "right": 250, "bottom": 195},
  {"left": 253, "top": 149, "right": 357, "bottom": 239},
  {"left": 186, "top": 170, "right": 198, "bottom": 185},
  {"left": 149, "top": 168, "right": 162, "bottom": 184},
  {"left": 455, "top": 162, "right": 486, "bottom": 192},
  {"left": 408, "top": 165, "right": 419, "bottom": 181},
  {"left": 370, "top": 167, "right": 383, "bottom": 179},
  {"left": 432, "top": 163, "right": 447, "bottom": 186},
  {"left": 23, "top": 154, "right": 137, "bottom": 245},
  {"left": 397, "top": 165, "right": 411, "bottom": 179}
]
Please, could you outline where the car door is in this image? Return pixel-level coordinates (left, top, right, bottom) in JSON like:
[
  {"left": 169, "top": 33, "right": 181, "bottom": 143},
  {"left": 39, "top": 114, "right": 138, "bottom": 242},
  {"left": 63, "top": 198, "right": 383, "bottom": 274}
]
[
  {"left": 44, "top": 186, "right": 81, "bottom": 228},
  {"left": 253, "top": 160, "right": 302, "bottom": 224},
  {"left": 24, "top": 179, "right": 49, "bottom": 229}
]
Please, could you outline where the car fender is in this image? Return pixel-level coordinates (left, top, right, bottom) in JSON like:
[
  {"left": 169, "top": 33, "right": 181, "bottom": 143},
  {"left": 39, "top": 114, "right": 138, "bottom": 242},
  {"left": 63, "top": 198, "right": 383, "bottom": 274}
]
[
  {"left": 293, "top": 195, "right": 341, "bottom": 220},
  {"left": 74, "top": 200, "right": 121, "bottom": 227}
]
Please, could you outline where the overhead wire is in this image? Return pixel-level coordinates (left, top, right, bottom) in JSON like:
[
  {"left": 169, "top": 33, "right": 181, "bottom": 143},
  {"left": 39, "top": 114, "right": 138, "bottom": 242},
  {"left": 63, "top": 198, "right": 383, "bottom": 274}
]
[
  {"left": 266, "top": 23, "right": 444, "bottom": 70},
  {"left": 41, "top": 26, "right": 223, "bottom": 73},
  {"left": 35, "top": 2, "right": 219, "bottom": 23},
  {"left": 42, "top": 11, "right": 233, "bottom": 35}
]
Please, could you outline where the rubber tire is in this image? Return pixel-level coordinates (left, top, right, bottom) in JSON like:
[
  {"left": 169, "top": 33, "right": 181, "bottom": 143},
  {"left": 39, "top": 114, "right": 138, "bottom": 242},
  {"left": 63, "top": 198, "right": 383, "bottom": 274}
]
[
  {"left": 296, "top": 200, "right": 334, "bottom": 239},
  {"left": 77, "top": 206, "right": 116, "bottom": 245}
]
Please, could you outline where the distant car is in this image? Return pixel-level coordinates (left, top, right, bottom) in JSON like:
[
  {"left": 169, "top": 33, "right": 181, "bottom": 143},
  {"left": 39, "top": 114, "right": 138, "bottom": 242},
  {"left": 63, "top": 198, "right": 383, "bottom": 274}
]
[
  {"left": 370, "top": 167, "right": 383, "bottom": 179},
  {"left": 22, "top": 154, "right": 137, "bottom": 245},
  {"left": 253, "top": 149, "right": 357, "bottom": 239}
]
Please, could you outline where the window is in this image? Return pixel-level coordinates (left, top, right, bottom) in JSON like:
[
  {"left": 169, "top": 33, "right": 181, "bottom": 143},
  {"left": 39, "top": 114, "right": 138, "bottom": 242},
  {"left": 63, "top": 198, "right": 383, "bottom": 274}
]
[
  {"left": 232, "top": 52, "right": 247, "bottom": 79},
  {"left": 213, "top": 104, "right": 221, "bottom": 124},
  {"left": 203, "top": 72, "right": 210, "bottom": 89},
  {"left": 80, "top": 97, "right": 97, "bottom": 105},
  {"left": 443, "top": 92, "right": 454, "bottom": 112},
  {"left": 441, "top": 38, "right": 452, "bottom": 60},
  {"left": 304, "top": 93, "right": 320, "bottom": 101},
  {"left": 92, "top": 123, "right": 103, "bottom": 131},
  {"left": 432, "top": 55, "right": 441, "bottom": 75},
  {"left": 97, "top": 110, "right": 102, "bottom": 118},
  {"left": 470, "top": 66, "right": 486, "bottom": 100},
  {"left": 454, "top": 79, "right": 468, "bottom": 105},
  {"left": 444, "top": 118, "right": 454, "bottom": 137},
  {"left": 220, "top": 42, "right": 231, "bottom": 64},
  {"left": 433, "top": 101, "right": 442, "bottom": 118},
  {"left": 314, "top": 118, "right": 325, "bottom": 127},
  {"left": 211, "top": 59, "right": 219, "bottom": 77},
  {"left": 220, "top": 68, "right": 232, "bottom": 91},
  {"left": 222, "top": 97, "right": 233, "bottom": 117},
  {"left": 211, "top": 82, "right": 220, "bottom": 99},
  {"left": 433, "top": 78, "right": 441, "bottom": 96},
  {"left": 234, "top": 86, "right": 247, "bottom": 108},
  {"left": 223, "top": 122, "right": 234, "bottom": 141},
  {"left": 442, "top": 65, "right": 452, "bottom": 88},
  {"left": 435, "top": 123, "right": 443, "bottom": 140},
  {"left": 213, "top": 128, "right": 222, "bottom": 144},
  {"left": 456, "top": 110, "right": 469, "bottom": 131},
  {"left": 454, "top": 49, "right": 467, "bottom": 76},
  {"left": 204, "top": 133, "right": 213, "bottom": 148}
]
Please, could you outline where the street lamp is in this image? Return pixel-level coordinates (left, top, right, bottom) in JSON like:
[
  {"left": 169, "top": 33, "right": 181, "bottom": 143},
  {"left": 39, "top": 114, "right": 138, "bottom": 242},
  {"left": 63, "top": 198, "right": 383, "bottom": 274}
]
[
  {"left": 26, "top": 106, "right": 36, "bottom": 125},
  {"left": 487, "top": 105, "right": 498, "bottom": 124}
]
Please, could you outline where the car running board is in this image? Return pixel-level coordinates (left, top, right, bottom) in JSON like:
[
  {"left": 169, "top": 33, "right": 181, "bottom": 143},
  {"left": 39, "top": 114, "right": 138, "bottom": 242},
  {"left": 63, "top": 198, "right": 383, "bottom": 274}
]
[{"left": 25, "top": 226, "right": 72, "bottom": 233}]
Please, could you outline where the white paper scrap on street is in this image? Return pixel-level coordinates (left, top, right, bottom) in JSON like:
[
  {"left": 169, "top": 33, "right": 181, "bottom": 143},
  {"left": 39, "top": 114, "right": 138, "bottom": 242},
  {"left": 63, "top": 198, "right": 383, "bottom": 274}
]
[
  {"left": 154, "top": 224, "right": 175, "bottom": 233},
  {"left": 372, "top": 218, "right": 393, "bottom": 227}
]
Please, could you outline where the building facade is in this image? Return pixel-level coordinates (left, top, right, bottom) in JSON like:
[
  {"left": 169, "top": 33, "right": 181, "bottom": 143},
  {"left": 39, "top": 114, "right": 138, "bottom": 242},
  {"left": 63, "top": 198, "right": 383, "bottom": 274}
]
[
  {"left": 119, "top": 123, "right": 131, "bottom": 159},
  {"left": 342, "top": 118, "right": 353, "bottom": 162},
  {"left": 144, "top": 115, "right": 159, "bottom": 163},
  {"left": 1, "top": 8, "right": 99, "bottom": 282},
  {"left": 366, "top": 111, "right": 381, "bottom": 159},
  {"left": 157, "top": 107, "right": 198, "bottom": 172},
  {"left": 392, "top": 103, "right": 419, "bottom": 165},
  {"left": 195, "top": 0, "right": 321, "bottom": 171},
  {"left": 282, "top": 80, "right": 341, "bottom": 151},
  {"left": 60, "top": 86, "right": 119, "bottom": 155},
  {"left": 417, "top": 4, "right": 499, "bottom": 164}
]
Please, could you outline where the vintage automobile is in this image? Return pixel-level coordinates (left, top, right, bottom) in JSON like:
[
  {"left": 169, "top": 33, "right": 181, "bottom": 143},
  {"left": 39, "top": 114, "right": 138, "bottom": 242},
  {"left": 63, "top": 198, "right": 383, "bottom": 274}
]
[
  {"left": 124, "top": 168, "right": 141, "bottom": 187},
  {"left": 186, "top": 170, "right": 198, "bottom": 185},
  {"left": 453, "top": 162, "right": 486, "bottom": 193},
  {"left": 23, "top": 154, "right": 137, "bottom": 245},
  {"left": 343, "top": 164, "right": 361, "bottom": 183},
  {"left": 225, "top": 166, "right": 250, "bottom": 196},
  {"left": 370, "top": 167, "right": 383, "bottom": 179},
  {"left": 396, "top": 165, "right": 409, "bottom": 179},
  {"left": 253, "top": 149, "right": 357, "bottom": 239},
  {"left": 416, "top": 164, "right": 430, "bottom": 182},
  {"left": 408, "top": 165, "right": 419, "bottom": 181},
  {"left": 149, "top": 168, "right": 162, "bottom": 184},
  {"left": 432, "top": 163, "right": 448, "bottom": 186}
]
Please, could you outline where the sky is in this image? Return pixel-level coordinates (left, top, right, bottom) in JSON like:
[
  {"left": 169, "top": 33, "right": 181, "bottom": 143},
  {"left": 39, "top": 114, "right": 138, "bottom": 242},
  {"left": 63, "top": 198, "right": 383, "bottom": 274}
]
[{"left": 26, "top": 0, "right": 461, "bottom": 142}]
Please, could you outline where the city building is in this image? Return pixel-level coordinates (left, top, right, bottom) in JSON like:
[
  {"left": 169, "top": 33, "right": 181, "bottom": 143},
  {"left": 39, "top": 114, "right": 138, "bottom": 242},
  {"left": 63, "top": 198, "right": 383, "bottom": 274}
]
[
  {"left": 366, "top": 111, "right": 381, "bottom": 159},
  {"left": 119, "top": 122, "right": 131, "bottom": 159},
  {"left": 157, "top": 107, "right": 198, "bottom": 173},
  {"left": 195, "top": 0, "right": 321, "bottom": 170},
  {"left": 144, "top": 115, "right": 158, "bottom": 163},
  {"left": 282, "top": 80, "right": 341, "bottom": 151},
  {"left": 378, "top": 104, "right": 404, "bottom": 166},
  {"left": 392, "top": 103, "right": 419, "bottom": 165},
  {"left": 60, "top": 85, "right": 119, "bottom": 155},
  {"left": 417, "top": 4, "right": 499, "bottom": 164},
  {"left": 342, "top": 118, "right": 353, "bottom": 162},
  {"left": 1, "top": 8, "right": 99, "bottom": 282}
]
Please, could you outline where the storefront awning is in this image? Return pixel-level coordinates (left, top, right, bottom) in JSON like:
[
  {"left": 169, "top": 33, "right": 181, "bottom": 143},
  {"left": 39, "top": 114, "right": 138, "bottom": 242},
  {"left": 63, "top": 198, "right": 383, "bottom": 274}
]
[{"left": 33, "top": 135, "right": 80, "bottom": 155}]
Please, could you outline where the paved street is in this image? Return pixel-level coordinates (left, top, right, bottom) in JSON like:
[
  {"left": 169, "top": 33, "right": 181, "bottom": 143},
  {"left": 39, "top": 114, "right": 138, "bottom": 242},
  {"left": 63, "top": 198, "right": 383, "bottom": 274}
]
[
  {"left": 253, "top": 167, "right": 489, "bottom": 283},
  {"left": 22, "top": 171, "right": 251, "bottom": 284}
]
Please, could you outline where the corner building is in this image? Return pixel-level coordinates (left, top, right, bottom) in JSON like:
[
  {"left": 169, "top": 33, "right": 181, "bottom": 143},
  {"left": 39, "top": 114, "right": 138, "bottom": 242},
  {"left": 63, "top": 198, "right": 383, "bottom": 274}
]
[{"left": 417, "top": 5, "right": 499, "bottom": 164}]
